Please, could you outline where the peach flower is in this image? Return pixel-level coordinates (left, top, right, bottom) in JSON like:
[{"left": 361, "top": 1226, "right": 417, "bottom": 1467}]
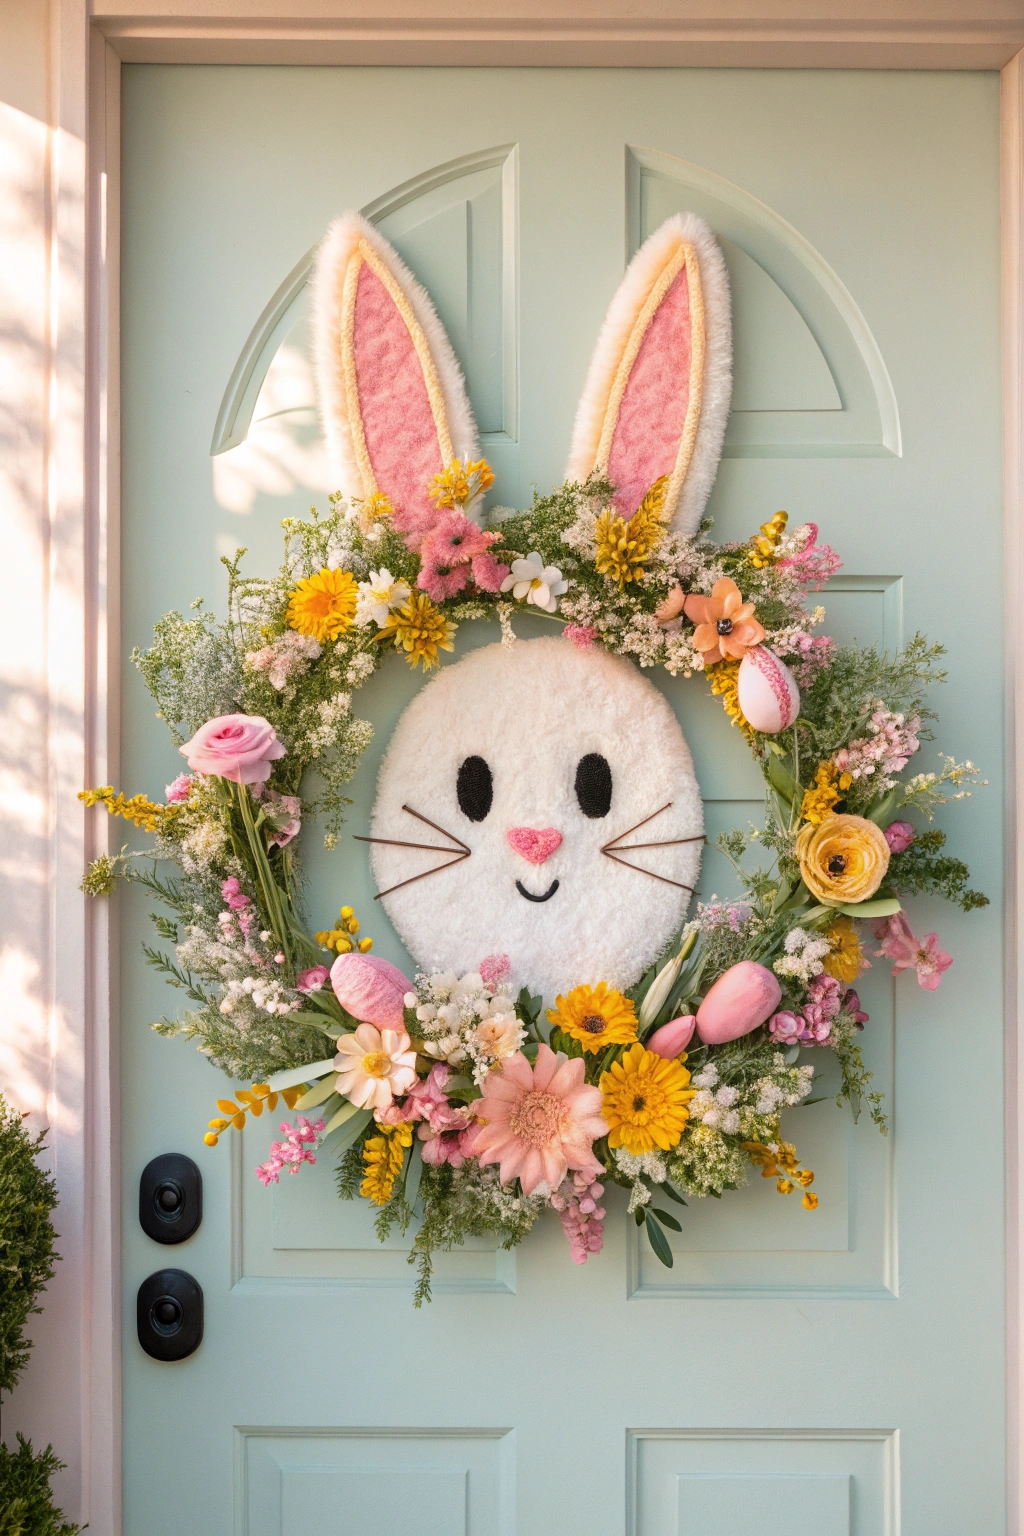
[
  {"left": 472, "top": 1043, "right": 608, "bottom": 1195},
  {"left": 333, "top": 1022, "right": 418, "bottom": 1112},
  {"left": 683, "top": 578, "right": 765, "bottom": 664}
]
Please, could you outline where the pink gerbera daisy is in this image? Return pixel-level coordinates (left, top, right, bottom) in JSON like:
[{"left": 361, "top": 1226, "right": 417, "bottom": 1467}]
[{"left": 472, "top": 1043, "right": 608, "bottom": 1195}]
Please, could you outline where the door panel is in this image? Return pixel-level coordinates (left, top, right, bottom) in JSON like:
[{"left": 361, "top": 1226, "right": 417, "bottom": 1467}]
[{"left": 119, "top": 65, "right": 1003, "bottom": 1536}]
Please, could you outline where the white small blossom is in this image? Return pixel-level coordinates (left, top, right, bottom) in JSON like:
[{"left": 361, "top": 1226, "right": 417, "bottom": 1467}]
[
  {"left": 500, "top": 552, "right": 568, "bottom": 613},
  {"left": 355, "top": 568, "right": 411, "bottom": 628}
]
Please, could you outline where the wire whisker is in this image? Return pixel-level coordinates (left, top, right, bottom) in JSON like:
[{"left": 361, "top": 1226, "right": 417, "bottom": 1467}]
[
  {"left": 373, "top": 851, "right": 470, "bottom": 901},
  {"left": 402, "top": 804, "right": 470, "bottom": 853},
  {"left": 602, "top": 802, "right": 674, "bottom": 851},
  {"left": 602, "top": 849, "right": 695, "bottom": 892},
  {"left": 354, "top": 835, "right": 461, "bottom": 854},
  {"left": 605, "top": 835, "right": 705, "bottom": 852}
]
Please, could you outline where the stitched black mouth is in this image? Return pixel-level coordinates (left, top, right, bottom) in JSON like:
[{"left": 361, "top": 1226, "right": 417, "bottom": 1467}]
[{"left": 516, "top": 879, "right": 560, "bottom": 903}]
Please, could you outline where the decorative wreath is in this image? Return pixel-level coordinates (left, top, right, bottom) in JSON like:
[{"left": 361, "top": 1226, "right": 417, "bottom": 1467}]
[{"left": 82, "top": 212, "right": 986, "bottom": 1302}]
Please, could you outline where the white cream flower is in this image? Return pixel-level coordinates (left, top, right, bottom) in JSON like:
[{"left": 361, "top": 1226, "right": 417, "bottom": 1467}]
[
  {"left": 500, "top": 552, "right": 568, "bottom": 613},
  {"left": 333, "top": 1022, "right": 417, "bottom": 1111},
  {"left": 354, "top": 569, "right": 411, "bottom": 628},
  {"left": 472, "top": 1011, "right": 522, "bottom": 1061}
]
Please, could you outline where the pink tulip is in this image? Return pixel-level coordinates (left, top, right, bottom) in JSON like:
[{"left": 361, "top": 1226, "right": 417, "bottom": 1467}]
[
  {"left": 179, "top": 713, "right": 285, "bottom": 785},
  {"left": 695, "top": 961, "right": 782, "bottom": 1045},
  {"left": 330, "top": 951, "right": 412, "bottom": 1029},
  {"left": 645, "top": 1015, "right": 696, "bottom": 1057}
]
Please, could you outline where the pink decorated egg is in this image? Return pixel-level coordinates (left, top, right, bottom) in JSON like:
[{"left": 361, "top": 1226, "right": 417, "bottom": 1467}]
[
  {"left": 646, "top": 1015, "right": 697, "bottom": 1057},
  {"left": 330, "top": 952, "right": 411, "bottom": 1029},
  {"left": 737, "top": 646, "right": 800, "bottom": 734},
  {"left": 695, "top": 961, "right": 782, "bottom": 1045}
]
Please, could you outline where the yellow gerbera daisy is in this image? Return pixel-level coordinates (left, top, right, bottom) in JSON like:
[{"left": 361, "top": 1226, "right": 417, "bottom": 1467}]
[
  {"left": 600, "top": 1043, "right": 695, "bottom": 1155},
  {"left": 286, "top": 567, "right": 357, "bottom": 642},
  {"left": 547, "top": 982, "right": 638, "bottom": 1054},
  {"left": 376, "top": 592, "right": 456, "bottom": 671},
  {"left": 822, "top": 916, "right": 863, "bottom": 983}
]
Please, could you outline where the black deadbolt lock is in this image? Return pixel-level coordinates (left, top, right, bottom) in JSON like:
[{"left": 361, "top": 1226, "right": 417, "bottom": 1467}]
[
  {"left": 139, "top": 1153, "right": 201, "bottom": 1244},
  {"left": 137, "top": 1268, "right": 203, "bottom": 1361}
]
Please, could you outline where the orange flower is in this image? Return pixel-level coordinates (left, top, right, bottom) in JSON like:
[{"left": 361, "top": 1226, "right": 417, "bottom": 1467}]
[{"left": 683, "top": 578, "right": 765, "bottom": 664}]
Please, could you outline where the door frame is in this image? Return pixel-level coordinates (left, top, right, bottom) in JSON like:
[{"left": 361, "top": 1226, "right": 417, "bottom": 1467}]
[{"left": 28, "top": 7, "right": 1024, "bottom": 1530}]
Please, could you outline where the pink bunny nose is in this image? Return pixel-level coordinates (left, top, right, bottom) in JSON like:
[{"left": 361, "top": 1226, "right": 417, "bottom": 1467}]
[{"left": 507, "top": 826, "right": 562, "bottom": 865}]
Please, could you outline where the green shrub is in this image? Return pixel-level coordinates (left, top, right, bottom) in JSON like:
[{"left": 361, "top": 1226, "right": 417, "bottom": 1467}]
[
  {"left": 0, "top": 1099, "right": 59, "bottom": 1396},
  {"left": 0, "top": 1438, "right": 79, "bottom": 1536},
  {"left": 0, "top": 1097, "right": 79, "bottom": 1535}
]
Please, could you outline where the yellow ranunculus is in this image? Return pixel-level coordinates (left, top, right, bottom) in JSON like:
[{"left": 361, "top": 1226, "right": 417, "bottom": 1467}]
[{"left": 795, "top": 813, "right": 890, "bottom": 905}]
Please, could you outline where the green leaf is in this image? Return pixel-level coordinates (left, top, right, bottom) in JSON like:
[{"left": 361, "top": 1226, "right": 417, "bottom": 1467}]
[
  {"left": 267, "top": 1058, "right": 337, "bottom": 1091},
  {"left": 767, "top": 754, "right": 799, "bottom": 804},
  {"left": 865, "top": 788, "right": 901, "bottom": 827},
  {"left": 323, "top": 1101, "right": 367, "bottom": 1138},
  {"left": 634, "top": 1207, "right": 647, "bottom": 1226},
  {"left": 404, "top": 1139, "right": 424, "bottom": 1211},
  {"left": 644, "top": 1211, "right": 674, "bottom": 1268},
  {"left": 294, "top": 1074, "right": 338, "bottom": 1110},
  {"left": 651, "top": 1208, "right": 682, "bottom": 1232},
  {"left": 836, "top": 897, "right": 901, "bottom": 918},
  {"left": 656, "top": 1182, "right": 688, "bottom": 1207}
]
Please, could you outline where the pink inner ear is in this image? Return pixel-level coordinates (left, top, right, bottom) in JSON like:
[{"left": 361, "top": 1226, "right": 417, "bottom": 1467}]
[
  {"left": 607, "top": 266, "right": 692, "bottom": 517},
  {"left": 353, "top": 261, "right": 443, "bottom": 524}
]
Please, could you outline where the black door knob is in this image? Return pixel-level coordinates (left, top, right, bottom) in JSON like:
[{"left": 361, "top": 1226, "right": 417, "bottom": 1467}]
[
  {"left": 139, "top": 1153, "right": 202, "bottom": 1243},
  {"left": 137, "top": 1269, "right": 203, "bottom": 1361}
]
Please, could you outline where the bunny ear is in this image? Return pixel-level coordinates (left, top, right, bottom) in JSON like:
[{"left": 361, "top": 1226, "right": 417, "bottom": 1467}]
[
  {"left": 566, "top": 213, "right": 732, "bottom": 535},
  {"left": 312, "top": 212, "right": 478, "bottom": 528}
]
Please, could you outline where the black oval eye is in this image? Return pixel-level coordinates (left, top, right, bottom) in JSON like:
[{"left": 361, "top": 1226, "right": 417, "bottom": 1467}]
[
  {"left": 575, "top": 753, "right": 612, "bottom": 818},
  {"left": 457, "top": 756, "right": 493, "bottom": 822}
]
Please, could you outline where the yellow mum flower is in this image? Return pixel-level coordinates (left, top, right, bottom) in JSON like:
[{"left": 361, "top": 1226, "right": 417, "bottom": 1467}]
[
  {"left": 600, "top": 1043, "right": 695, "bottom": 1155},
  {"left": 593, "top": 478, "right": 668, "bottom": 589},
  {"left": 822, "top": 916, "right": 864, "bottom": 983},
  {"left": 428, "top": 457, "right": 495, "bottom": 509},
  {"left": 795, "top": 813, "right": 891, "bottom": 905},
  {"left": 376, "top": 593, "right": 456, "bottom": 671},
  {"left": 547, "top": 982, "right": 638, "bottom": 1054},
  {"left": 360, "top": 1121, "right": 413, "bottom": 1206},
  {"left": 286, "top": 567, "right": 357, "bottom": 642}
]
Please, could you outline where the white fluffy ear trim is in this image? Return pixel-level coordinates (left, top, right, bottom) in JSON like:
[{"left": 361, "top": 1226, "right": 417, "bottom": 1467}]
[
  {"left": 311, "top": 210, "right": 478, "bottom": 504},
  {"left": 565, "top": 213, "right": 732, "bottom": 536}
]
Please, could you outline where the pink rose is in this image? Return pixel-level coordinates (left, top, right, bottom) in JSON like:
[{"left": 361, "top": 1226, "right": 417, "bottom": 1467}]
[
  {"left": 165, "top": 772, "right": 193, "bottom": 803},
  {"left": 295, "top": 965, "right": 329, "bottom": 994},
  {"left": 884, "top": 820, "right": 916, "bottom": 853},
  {"left": 179, "top": 713, "right": 285, "bottom": 785}
]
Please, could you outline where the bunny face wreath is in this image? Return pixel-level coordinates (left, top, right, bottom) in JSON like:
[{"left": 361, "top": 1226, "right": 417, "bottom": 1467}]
[{"left": 83, "top": 211, "right": 986, "bottom": 1302}]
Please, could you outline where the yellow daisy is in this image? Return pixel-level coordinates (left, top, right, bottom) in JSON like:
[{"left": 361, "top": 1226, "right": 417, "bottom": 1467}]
[
  {"left": 600, "top": 1043, "right": 695, "bottom": 1155},
  {"left": 822, "top": 916, "right": 864, "bottom": 983},
  {"left": 376, "top": 592, "right": 456, "bottom": 671},
  {"left": 547, "top": 982, "right": 638, "bottom": 1054},
  {"left": 286, "top": 567, "right": 357, "bottom": 642}
]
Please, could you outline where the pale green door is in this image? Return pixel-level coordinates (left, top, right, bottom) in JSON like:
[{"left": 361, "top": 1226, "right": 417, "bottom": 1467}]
[{"left": 119, "top": 66, "right": 1004, "bottom": 1534}]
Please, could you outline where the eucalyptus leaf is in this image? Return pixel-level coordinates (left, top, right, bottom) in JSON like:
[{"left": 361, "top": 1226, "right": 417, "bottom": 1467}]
[
  {"left": 323, "top": 1112, "right": 373, "bottom": 1148},
  {"left": 404, "top": 1139, "right": 424, "bottom": 1210},
  {"left": 294, "top": 1074, "right": 338, "bottom": 1111},
  {"left": 644, "top": 1211, "right": 674, "bottom": 1268},
  {"left": 267, "top": 1058, "right": 337, "bottom": 1092},
  {"left": 837, "top": 898, "right": 901, "bottom": 918}
]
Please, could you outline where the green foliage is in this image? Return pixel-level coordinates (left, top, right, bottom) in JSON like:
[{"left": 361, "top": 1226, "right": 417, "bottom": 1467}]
[
  {"left": 888, "top": 828, "right": 990, "bottom": 911},
  {"left": 0, "top": 1101, "right": 59, "bottom": 1398},
  {"left": 797, "top": 634, "right": 943, "bottom": 763},
  {"left": 0, "top": 1438, "right": 80, "bottom": 1536}
]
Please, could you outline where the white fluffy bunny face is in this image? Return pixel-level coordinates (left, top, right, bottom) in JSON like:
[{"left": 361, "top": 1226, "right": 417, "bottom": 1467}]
[{"left": 370, "top": 637, "right": 703, "bottom": 1001}]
